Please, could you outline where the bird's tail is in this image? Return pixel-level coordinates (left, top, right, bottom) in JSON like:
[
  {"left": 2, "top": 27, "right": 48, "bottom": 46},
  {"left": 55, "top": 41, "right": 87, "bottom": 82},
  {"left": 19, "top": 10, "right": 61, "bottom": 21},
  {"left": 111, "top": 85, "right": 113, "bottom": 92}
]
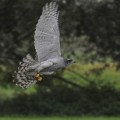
[{"left": 13, "top": 54, "right": 37, "bottom": 89}]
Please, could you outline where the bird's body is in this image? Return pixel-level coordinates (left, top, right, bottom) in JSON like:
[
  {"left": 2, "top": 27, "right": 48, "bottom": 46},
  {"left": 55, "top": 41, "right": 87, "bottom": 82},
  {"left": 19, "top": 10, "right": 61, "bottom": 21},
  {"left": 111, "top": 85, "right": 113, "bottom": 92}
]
[
  {"left": 40, "top": 57, "right": 65, "bottom": 74},
  {"left": 30, "top": 57, "right": 65, "bottom": 72},
  {"left": 13, "top": 2, "right": 72, "bottom": 89}
]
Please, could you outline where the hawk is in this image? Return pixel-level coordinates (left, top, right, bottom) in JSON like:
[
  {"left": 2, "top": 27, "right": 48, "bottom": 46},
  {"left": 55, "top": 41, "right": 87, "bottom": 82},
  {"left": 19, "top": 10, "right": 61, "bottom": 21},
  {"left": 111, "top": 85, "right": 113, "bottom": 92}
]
[{"left": 13, "top": 2, "right": 72, "bottom": 89}]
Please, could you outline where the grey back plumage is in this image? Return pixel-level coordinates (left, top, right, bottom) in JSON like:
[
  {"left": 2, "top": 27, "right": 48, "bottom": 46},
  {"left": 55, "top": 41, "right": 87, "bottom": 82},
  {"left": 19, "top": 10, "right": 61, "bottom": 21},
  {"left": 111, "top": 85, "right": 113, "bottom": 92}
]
[{"left": 34, "top": 2, "right": 61, "bottom": 62}]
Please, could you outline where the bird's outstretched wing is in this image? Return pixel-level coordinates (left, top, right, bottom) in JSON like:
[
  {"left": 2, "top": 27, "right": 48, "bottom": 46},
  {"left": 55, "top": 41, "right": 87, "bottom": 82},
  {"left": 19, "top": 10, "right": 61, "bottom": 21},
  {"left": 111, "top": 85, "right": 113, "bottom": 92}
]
[{"left": 34, "top": 2, "right": 61, "bottom": 62}]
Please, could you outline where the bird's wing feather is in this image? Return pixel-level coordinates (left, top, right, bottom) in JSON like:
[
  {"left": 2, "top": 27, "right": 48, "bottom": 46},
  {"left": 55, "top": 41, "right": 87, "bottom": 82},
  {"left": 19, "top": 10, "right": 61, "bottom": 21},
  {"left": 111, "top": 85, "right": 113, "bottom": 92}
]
[{"left": 34, "top": 2, "right": 61, "bottom": 62}]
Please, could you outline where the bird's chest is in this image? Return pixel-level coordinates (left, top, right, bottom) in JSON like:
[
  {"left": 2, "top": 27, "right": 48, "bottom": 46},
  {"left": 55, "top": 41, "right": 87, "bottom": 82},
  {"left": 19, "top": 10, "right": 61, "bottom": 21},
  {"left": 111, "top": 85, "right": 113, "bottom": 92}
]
[
  {"left": 42, "top": 60, "right": 64, "bottom": 72},
  {"left": 42, "top": 63, "right": 58, "bottom": 72}
]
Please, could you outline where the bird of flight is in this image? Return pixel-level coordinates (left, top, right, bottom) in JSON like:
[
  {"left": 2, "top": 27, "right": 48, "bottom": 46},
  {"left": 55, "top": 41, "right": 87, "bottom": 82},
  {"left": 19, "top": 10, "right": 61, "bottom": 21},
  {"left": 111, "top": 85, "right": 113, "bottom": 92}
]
[{"left": 13, "top": 2, "right": 72, "bottom": 89}]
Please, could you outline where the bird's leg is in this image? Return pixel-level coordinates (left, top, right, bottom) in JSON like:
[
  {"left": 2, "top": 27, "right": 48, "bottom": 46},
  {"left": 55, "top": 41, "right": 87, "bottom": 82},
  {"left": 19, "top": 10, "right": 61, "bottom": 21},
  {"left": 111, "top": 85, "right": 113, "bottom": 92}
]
[
  {"left": 28, "top": 61, "right": 54, "bottom": 81},
  {"left": 41, "top": 71, "right": 54, "bottom": 75},
  {"left": 35, "top": 61, "right": 54, "bottom": 72},
  {"left": 34, "top": 73, "right": 42, "bottom": 81},
  {"left": 34, "top": 61, "right": 54, "bottom": 81},
  {"left": 27, "top": 63, "right": 42, "bottom": 81}
]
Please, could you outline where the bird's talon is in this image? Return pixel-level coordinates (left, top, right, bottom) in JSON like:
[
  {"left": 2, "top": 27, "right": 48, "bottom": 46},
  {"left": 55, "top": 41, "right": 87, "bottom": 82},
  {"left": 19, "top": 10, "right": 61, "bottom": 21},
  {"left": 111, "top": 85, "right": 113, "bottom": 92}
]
[{"left": 34, "top": 73, "right": 42, "bottom": 81}]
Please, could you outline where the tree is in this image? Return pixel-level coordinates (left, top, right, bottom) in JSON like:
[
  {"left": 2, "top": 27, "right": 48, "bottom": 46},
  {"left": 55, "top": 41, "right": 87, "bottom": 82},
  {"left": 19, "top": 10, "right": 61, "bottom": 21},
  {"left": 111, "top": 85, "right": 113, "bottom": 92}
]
[{"left": 0, "top": 0, "right": 120, "bottom": 86}]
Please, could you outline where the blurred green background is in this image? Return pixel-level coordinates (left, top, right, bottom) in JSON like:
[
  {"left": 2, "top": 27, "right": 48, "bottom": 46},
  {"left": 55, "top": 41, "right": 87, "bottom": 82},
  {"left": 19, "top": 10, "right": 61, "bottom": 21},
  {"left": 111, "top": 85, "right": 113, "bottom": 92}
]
[{"left": 0, "top": 0, "right": 120, "bottom": 119}]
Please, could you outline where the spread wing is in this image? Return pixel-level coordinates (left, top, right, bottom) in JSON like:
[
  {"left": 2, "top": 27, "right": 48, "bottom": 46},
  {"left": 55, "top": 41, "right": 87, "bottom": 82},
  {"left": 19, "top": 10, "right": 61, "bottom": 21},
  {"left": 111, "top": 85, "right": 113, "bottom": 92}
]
[{"left": 34, "top": 2, "right": 61, "bottom": 62}]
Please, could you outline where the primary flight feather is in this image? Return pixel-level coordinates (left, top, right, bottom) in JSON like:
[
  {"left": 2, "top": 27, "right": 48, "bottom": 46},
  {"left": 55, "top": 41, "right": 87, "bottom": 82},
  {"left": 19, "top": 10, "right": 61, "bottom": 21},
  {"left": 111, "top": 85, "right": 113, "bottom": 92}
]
[
  {"left": 35, "top": 2, "right": 61, "bottom": 62},
  {"left": 13, "top": 2, "right": 72, "bottom": 89}
]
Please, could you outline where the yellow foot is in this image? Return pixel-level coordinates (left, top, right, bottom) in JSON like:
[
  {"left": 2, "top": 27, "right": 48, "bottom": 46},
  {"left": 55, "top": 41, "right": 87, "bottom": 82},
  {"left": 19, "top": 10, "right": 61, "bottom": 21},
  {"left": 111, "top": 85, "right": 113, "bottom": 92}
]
[{"left": 34, "top": 73, "right": 42, "bottom": 81}]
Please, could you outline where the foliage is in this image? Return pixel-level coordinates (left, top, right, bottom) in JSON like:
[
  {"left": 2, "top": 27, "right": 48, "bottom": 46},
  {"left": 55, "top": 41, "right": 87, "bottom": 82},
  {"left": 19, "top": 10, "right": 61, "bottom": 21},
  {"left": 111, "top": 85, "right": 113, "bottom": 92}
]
[
  {"left": 64, "top": 63, "right": 120, "bottom": 89},
  {"left": 0, "top": 84, "right": 120, "bottom": 116},
  {"left": 0, "top": 117, "right": 120, "bottom": 120},
  {"left": 0, "top": 0, "right": 120, "bottom": 116},
  {"left": 0, "top": 0, "right": 120, "bottom": 85}
]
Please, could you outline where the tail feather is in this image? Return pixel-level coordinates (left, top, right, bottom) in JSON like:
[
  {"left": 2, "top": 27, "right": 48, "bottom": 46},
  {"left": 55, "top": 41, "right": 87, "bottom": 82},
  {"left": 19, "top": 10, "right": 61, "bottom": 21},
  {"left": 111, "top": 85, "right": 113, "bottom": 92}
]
[{"left": 13, "top": 54, "right": 37, "bottom": 89}]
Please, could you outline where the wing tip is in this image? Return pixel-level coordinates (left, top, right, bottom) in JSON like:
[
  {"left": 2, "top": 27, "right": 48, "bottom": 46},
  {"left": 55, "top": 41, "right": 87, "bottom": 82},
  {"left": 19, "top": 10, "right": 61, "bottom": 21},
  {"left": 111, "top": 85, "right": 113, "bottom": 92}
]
[{"left": 42, "top": 1, "right": 59, "bottom": 14}]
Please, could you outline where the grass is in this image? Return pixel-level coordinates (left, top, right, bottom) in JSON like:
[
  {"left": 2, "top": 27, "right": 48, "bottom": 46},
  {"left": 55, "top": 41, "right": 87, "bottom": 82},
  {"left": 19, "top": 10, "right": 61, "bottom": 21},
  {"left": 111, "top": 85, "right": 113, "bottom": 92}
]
[
  {"left": 0, "top": 85, "right": 37, "bottom": 100},
  {"left": 1, "top": 62, "right": 120, "bottom": 100},
  {"left": 0, "top": 116, "right": 120, "bottom": 120},
  {"left": 64, "top": 63, "right": 120, "bottom": 89}
]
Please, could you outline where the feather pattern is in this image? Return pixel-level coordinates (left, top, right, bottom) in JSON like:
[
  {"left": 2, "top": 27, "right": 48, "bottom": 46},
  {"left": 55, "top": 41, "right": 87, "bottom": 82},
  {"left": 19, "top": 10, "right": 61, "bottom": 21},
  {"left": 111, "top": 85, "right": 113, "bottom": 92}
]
[
  {"left": 13, "top": 2, "right": 65, "bottom": 89},
  {"left": 34, "top": 2, "right": 61, "bottom": 62},
  {"left": 13, "top": 54, "right": 37, "bottom": 89}
]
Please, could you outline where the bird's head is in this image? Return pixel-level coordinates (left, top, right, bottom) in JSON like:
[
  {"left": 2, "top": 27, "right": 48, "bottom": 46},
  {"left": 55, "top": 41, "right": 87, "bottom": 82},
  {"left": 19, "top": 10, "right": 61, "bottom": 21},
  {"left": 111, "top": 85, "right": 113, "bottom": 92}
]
[{"left": 65, "top": 58, "right": 73, "bottom": 66}]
